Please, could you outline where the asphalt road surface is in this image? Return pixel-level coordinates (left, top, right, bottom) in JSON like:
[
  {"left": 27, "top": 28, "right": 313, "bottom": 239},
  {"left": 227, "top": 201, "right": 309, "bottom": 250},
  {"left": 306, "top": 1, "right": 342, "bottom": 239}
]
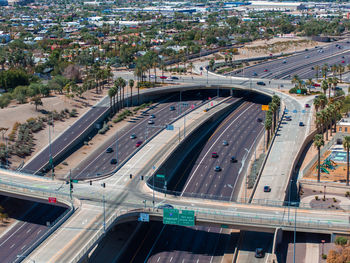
[
  {"left": 232, "top": 39, "right": 350, "bottom": 80},
  {"left": 180, "top": 98, "right": 265, "bottom": 201},
  {"left": 0, "top": 195, "right": 67, "bottom": 263},
  {"left": 72, "top": 91, "right": 217, "bottom": 179},
  {"left": 118, "top": 222, "right": 237, "bottom": 263},
  {"left": 22, "top": 105, "right": 108, "bottom": 175}
]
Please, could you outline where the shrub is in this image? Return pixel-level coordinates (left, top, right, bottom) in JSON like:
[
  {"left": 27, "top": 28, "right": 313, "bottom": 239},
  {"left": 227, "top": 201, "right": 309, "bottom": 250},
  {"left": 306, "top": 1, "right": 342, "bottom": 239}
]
[
  {"left": 321, "top": 254, "right": 327, "bottom": 259},
  {"left": 335, "top": 236, "right": 347, "bottom": 246},
  {"left": 315, "top": 196, "right": 319, "bottom": 200},
  {"left": 345, "top": 191, "right": 350, "bottom": 197},
  {"left": 69, "top": 109, "right": 78, "bottom": 117},
  {"left": 98, "top": 122, "right": 110, "bottom": 134}
]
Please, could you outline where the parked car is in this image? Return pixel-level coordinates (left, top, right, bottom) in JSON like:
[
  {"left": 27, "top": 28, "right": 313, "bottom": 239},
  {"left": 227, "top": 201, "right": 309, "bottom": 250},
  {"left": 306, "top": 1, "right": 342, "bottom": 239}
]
[
  {"left": 257, "top": 81, "right": 266, "bottom": 86},
  {"left": 263, "top": 186, "right": 271, "bottom": 192},
  {"left": 313, "top": 83, "right": 320, "bottom": 87},
  {"left": 106, "top": 147, "right": 113, "bottom": 153},
  {"left": 170, "top": 76, "right": 179, "bottom": 80},
  {"left": 159, "top": 76, "right": 167, "bottom": 79}
]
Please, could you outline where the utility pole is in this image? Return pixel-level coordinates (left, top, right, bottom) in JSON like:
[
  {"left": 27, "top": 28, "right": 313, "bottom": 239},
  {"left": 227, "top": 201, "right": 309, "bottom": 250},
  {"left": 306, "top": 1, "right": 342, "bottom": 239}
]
[
  {"left": 69, "top": 169, "right": 73, "bottom": 200},
  {"left": 288, "top": 179, "right": 293, "bottom": 222},
  {"left": 103, "top": 195, "right": 106, "bottom": 233},
  {"left": 293, "top": 206, "right": 297, "bottom": 263},
  {"left": 49, "top": 117, "right": 54, "bottom": 179},
  {"left": 116, "top": 131, "right": 118, "bottom": 164}
]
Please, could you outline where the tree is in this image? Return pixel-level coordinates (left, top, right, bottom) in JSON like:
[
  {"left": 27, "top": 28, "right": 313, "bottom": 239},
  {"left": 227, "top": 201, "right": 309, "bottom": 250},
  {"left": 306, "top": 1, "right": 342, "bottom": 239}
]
[
  {"left": 315, "top": 65, "right": 320, "bottom": 80},
  {"left": 338, "top": 64, "right": 345, "bottom": 82},
  {"left": 305, "top": 78, "right": 314, "bottom": 94},
  {"left": 31, "top": 96, "right": 43, "bottom": 111},
  {"left": 314, "top": 97, "right": 320, "bottom": 113},
  {"left": 264, "top": 114, "right": 272, "bottom": 150},
  {"left": 209, "top": 59, "right": 215, "bottom": 71},
  {"left": 108, "top": 87, "right": 115, "bottom": 115},
  {"left": 321, "top": 64, "right": 328, "bottom": 79},
  {"left": 344, "top": 136, "right": 350, "bottom": 186},
  {"left": 129, "top": 79, "right": 134, "bottom": 107},
  {"left": 314, "top": 134, "right": 324, "bottom": 183},
  {"left": 321, "top": 80, "right": 328, "bottom": 96}
]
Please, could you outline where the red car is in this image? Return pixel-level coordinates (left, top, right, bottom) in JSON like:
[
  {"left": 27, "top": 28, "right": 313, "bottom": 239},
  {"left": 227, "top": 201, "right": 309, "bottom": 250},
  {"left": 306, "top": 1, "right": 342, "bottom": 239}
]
[
  {"left": 313, "top": 83, "right": 320, "bottom": 87},
  {"left": 211, "top": 152, "right": 218, "bottom": 158},
  {"left": 136, "top": 141, "right": 143, "bottom": 147},
  {"left": 305, "top": 104, "right": 310, "bottom": 108},
  {"left": 160, "top": 76, "right": 167, "bottom": 79},
  {"left": 264, "top": 69, "right": 268, "bottom": 72},
  {"left": 342, "top": 60, "right": 345, "bottom": 63}
]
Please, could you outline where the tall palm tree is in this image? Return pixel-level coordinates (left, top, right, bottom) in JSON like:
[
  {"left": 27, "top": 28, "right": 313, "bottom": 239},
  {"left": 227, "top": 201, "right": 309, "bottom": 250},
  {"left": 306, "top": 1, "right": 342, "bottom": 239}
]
[
  {"left": 321, "top": 63, "right": 328, "bottom": 79},
  {"left": 113, "top": 81, "right": 119, "bottom": 113},
  {"left": 269, "top": 102, "right": 278, "bottom": 132},
  {"left": 314, "top": 97, "right": 320, "bottom": 113},
  {"left": 129, "top": 79, "right": 134, "bottom": 107},
  {"left": 343, "top": 136, "right": 350, "bottom": 186},
  {"left": 264, "top": 114, "right": 272, "bottom": 150},
  {"left": 108, "top": 87, "right": 115, "bottom": 116},
  {"left": 318, "top": 94, "right": 328, "bottom": 110},
  {"left": 305, "top": 78, "right": 314, "bottom": 94},
  {"left": 327, "top": 77, "right": 332, "bottom": 99},
  {"left": 314, "top": 134, "right": 324, "bottom": 183},
  {"left": 328, "top": 104, "right": 335, "bottom": 136},
  {"left": 321, "top": 80, "right": 328, "bottom": 96},
  {"left": 338, "top": 64, "right": 345, "bottom": 82},
  {"left": 315, "top": 65, "right": 320, "bottom": 80},
  {"left": 331, "top": 64, "right": 338, "bottom": 77}
]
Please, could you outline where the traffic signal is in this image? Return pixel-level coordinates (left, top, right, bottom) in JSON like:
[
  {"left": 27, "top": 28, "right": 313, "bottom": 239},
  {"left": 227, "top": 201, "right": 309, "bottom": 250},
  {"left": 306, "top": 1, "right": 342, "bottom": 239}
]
[
  {"left": 102, "top": 183, "right": 106, "bottom": 188},
  {"left": 89, "top": 180, "right": 92, "bottom": 185},
  {"left": 70, "top": 180, "right": 73, "bottom": 190}
]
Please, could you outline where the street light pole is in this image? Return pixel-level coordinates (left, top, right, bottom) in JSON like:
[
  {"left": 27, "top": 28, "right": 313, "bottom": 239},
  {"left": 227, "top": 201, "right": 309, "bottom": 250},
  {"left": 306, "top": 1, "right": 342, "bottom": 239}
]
[
  {"left": 116, "top": 131, "right": 118, "bottom": 164},
  {"left": 293, "top": 205, "right": 297, "bottom": 263},
  {"left": 288, "top": 179, "right": 293, "bottom": 222},
  {"left": 103, "top": 195, "right": 106, "bottom": 233}
]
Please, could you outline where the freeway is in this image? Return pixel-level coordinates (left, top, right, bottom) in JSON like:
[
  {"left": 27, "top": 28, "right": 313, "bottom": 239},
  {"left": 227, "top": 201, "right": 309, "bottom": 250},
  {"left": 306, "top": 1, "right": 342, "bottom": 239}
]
[
  {"left": 72, "top": 92, "right": 211, "bottom": 179},
  {"left": 231, "top": 39, "right": 350, "bottom": 80},
  {"left": 0, "top": 195, "right": 67, "bottom": 263},
  {"left": 181, "top": 99, "right": 266, "bottom": 201},
  {"left": 21, "top": 104, "right": 109, "bottom": 175}
]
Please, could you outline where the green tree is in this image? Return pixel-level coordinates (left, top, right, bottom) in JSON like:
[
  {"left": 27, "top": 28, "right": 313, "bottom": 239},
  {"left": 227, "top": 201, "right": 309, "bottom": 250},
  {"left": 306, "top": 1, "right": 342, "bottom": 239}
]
[
  {"left": 344, "top": 136, "right": 350, "bottom": 186},
  {"left": 129, "top": 79, "right": 134, "bottom": 107},
  {"left": 314, "top": 134, "right": 324, "bottom": 183},
  {"left": 31, "top": 96, "right": 43, "bottom": 111}
]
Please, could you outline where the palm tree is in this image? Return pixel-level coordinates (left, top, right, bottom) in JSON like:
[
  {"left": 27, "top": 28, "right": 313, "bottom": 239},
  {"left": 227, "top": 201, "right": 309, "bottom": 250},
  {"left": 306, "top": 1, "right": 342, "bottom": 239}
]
[
  {"left": 264, "top": 114, "right": 272, "bottom": 150},
  {"left": 343, "top": 136, "right": 350, "bottom": 186},
  {"left": 305, "top": 78, "right": 314, "bottom": 94},
  {"left": 291, "top": 75, "right": 300, "bottom": 86},
  {"left": 318, "top": 94, "right": 328, "bottom": 110},
  {"left": 314, "top": 134, "right": 324, "bottom": 183},
  {"left": 315, "top": 65, "right": 320, "bottom": 80},
  {"left": 269, "top": 102, "right": 278, "bottom": 132},
  {"left": 321, "top": 64, "right": 328, "bottom": 79},
  {"left": 113, "top": 81, "right": 119, "bottom": 112},
  {"left": 338, "top": 64, "right": 345, "bottom": 82},
  {"left": 314, "top": 97, "right": 320, "bottom": 113},
  {"left": 327, "top": 77, "right": 332, "bottom": 99},
  {"left": 129, "top": 79, "right": 134, "bottom": 107},
  {"left": 108, "top": 87, "right": 115, "bottom": 116},
  {"left": 331, "top": 64, "right": 338, "bottom": 77},
  {"left": 321, "top": 80, "right": 328, "bottom": 96}
]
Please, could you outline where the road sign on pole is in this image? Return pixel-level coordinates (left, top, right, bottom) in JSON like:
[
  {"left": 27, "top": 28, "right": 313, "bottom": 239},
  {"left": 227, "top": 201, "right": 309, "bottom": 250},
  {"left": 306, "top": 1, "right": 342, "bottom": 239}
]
[
  {"left": 138, "top": 213, "right": 149, "bottom": 222},
  {"left": 163, "top": 208, "right": 179, "bottom": 225},
  {"left": 178, "top": 210, "right": 195, "bottom": 226},
  {"left": 163, "top": 209, "right": 195, "bottom": 226},
  {"left": 166, "top": 125, "right": 174, "bottom": 131},
  {"left": 261, "top": 105, "right": 269, "bottom": 111},
  {"left": 48, "top": 197, "right": 57, "bottom": 203}
]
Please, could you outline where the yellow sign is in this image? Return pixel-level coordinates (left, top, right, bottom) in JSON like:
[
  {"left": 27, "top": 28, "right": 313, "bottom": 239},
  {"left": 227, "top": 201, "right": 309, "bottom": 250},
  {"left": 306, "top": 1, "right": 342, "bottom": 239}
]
[{"left": 261, "top": 105, "right": 269, "bottom": 111}]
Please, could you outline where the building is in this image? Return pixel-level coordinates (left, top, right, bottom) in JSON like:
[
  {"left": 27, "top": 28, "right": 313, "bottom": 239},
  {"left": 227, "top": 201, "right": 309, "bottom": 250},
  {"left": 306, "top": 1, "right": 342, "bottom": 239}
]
[
  {"left": 337, "top": 117, "right": 350, "bottom": 133},
  {"left": 245, "top": 1, "right": 305, "bottom": 11},
  {"left": 0, "top": 0, "right": 7, "bottom": 6}
]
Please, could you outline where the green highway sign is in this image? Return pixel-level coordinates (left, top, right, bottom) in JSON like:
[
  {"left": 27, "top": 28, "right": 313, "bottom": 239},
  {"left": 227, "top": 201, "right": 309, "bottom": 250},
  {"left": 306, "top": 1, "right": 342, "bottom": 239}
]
[
  {"left": 297, "top": 89, "right": 301, "bottom": 94},
  {"left": 163, "top": 208, "right": 179, "bottom": 225},
  {"left": 156, "top": 174, "right": 165, "bottom": 179},
  {"left": 163, "top": 209, "right": 195, "bottom": 226},
  {"left": 72, "top": 180, "right": 78, "bottom": 183},
  {"left": 221, "top": 224, "right": 229, "bottom": 228},
  {"left": 178, "top": 210, "right": 195, "bottom": 226}
]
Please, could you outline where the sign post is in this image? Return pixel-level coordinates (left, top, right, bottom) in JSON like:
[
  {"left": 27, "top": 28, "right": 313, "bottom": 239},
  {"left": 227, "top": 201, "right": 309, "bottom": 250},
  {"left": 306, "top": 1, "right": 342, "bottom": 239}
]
[
  {"left": 163, "top": 209, "right": 195, "bottom": 227},
  {"left": 48, "top": 197, "right": 57, "bottom": 203}
]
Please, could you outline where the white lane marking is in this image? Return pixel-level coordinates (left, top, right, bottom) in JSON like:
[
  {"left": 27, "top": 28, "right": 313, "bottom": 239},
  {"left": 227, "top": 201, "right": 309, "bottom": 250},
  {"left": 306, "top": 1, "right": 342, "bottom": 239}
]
[
  {"left": 21, "top": 245, "right": 26, "bottom": 250},
  {"left": 181, "top": 104, "right": 255, "bottom": 195},
  {"left": 143, "top": 225, "right": 166, "bottom": 263},
  {"left": 0, "top": 222, "right": 28, "bottom": 246},
  {"left": 170, "top": 257, "right": 173, "bottom": 262},
  {"left": 78, "top": 103, "right": 173, "bottom": 175},
  {"left": 26, "top": 228, "right": 31, "bottom": 234},
  {"left": 112, "top": 146, "right": 153, "bottom": 186},
  {"left": 10, "top": 244, "right": 14, "bottom": 248},
  {"left": 157, "top": 257, "right": 160, "bottom": 262}
]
